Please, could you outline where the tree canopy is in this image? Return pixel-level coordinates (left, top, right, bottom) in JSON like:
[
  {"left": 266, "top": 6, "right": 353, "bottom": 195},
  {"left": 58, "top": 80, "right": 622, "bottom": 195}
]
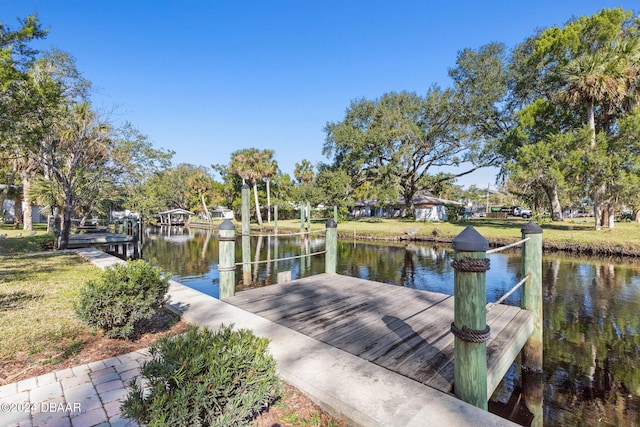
[{"left": 323, "top": 89, "right": 497, "bottom": 210}]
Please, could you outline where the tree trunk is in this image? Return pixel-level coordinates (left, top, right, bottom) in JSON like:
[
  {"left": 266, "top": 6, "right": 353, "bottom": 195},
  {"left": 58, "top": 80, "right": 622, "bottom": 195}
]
[
  {"left": 607, "top": 205, "right": 615, "bottom": 229},
  {"left": 403, "top": 191, "right": 415, "bottom": 218},
  {"left": 266, "top": 179, "right": 271, "bottom": 223},
  {"left": 13, "top": 190, "right": 23, "bottom": 229},
  {"left": 588, "top": 102, "right": 596, "bottom": 149},
  {"left": 587, "top": 102, "right": 601, "bottom": 230},
  {"left": 201, "top": 193, "right": 211, "bottom": 221},
  {"left": 593, "top": 188, "right": 601, "bottom": 231},
  {"left": 544, "top": 184, "right": 563, "bottom": 221},
  {"left": 22, "top": 170, "right": 33, "bottom": 231},
  {"left": 252, "top": 180, "right": 263, "bottom": 225},
  {"left": 634, "top": 208, "right": 640, "bottom": 223},
  {"left": 59, "top": 193, "right": 74, "bottom": 250}
]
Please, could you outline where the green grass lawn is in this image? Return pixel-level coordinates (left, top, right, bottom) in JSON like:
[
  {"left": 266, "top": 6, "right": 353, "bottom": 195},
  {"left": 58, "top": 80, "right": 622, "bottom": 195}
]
[
  {"left": 0, "top": 224, "right": 54, "bottom": 254},
  {"left": 0, "top": 253, "right": 101, "bottom": 372},
  {"left": 260, "top": 217, "right": 640, "bottom": 254}
]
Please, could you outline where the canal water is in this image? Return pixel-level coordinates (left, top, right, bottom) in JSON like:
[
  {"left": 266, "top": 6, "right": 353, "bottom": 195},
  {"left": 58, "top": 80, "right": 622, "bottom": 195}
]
[{"left": 141, "top": 226, "right": 640, "bottom": 426}]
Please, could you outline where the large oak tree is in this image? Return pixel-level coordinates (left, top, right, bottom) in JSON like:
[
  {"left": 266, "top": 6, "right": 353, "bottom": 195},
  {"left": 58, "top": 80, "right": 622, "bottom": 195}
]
[{"left": 323, "top": 89, "right": 496, "bottom": 212}]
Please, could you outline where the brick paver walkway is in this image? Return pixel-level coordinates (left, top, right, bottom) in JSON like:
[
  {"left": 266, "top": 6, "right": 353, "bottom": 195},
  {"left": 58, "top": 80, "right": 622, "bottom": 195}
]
[{"left": 0, "top": 349, "right": 149, "bottom": 427}]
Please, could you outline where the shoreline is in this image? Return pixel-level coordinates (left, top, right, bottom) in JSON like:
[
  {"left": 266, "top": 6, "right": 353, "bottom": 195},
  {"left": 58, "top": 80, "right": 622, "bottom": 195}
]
[{"left": 188, "top": 220, "right": 640, "bottom": 258}]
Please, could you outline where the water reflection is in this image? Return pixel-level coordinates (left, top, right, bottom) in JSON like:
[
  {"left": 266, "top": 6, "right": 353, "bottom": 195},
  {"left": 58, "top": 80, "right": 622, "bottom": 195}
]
[{"left": 141, "top": 226, "right": 640, "bottom": 426}]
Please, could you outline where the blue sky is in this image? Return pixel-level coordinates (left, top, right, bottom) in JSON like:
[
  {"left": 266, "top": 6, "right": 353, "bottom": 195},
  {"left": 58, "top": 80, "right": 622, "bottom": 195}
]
[{"left": 2, "top": 1, "right": 638, "bottom": 189}]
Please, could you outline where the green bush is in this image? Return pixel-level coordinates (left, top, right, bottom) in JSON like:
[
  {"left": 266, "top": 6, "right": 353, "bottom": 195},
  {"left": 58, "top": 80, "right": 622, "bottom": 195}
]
[
  {"left": 75, "top": 260, "right": 169, "bottom": 339},
  {"left": 121, "top": 325, "right": 282, "bottom": 427}
]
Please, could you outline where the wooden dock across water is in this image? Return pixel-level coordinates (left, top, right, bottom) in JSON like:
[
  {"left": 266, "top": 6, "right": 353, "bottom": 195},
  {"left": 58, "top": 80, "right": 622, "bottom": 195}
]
[
  {"left": 224, "top": 273, "right": 534, "bottom": 397},
  {"left": 67, "top": 233, "right": 134, "bottom": 249}
]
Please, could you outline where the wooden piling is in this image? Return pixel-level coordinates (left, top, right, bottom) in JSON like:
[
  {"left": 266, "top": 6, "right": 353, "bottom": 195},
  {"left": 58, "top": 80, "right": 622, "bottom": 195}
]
[
  {"left": 274, "top": 205, "right": 278, "bottom": 235},
  {"left": 451, "top": 226, "right": 489, "bottom": 410},
  {"left": 325, "top": 219, "right": 337, "bottom": 274},
  {"left": 277, "top": 270, "right": 291, "bottom": 284},
  {"left": 521, "top": 221, "right": 543, "bottom": 372},
  {"left": 217, "top": 219, "right": 236, "bottom": 298},
  {"left": 241, "top": 184, "right": 251, "bottom": 286}
]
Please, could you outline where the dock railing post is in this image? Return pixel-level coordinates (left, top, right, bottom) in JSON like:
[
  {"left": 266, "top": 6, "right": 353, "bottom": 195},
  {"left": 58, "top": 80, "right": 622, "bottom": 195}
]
[
  {"left": 325, "top": 219, "right": 337, "bottom": 274},
  {"left": 521, "top": 221, "right": 543, "bottom": 371},
  {"left": 241, "top": 183, "right": 251, "bottom": 286},
  {"left": 521, "top": 221, "right": 544, "bottom": 426},
  {"left": 451, "top": 226, "right": 490, "bottom": 410},
  {"left": 218, "top": 219, "right": 236, "bottom": 298},
  {"left": 133, "top": 217, "right": 140, "bottom": 259}
]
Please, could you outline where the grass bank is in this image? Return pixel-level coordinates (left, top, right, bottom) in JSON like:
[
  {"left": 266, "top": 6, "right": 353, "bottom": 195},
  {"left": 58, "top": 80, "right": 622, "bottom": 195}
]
[
  {"left": 0, "top": 224, "right": 53, "bottom": 254},
  {"left": 255, "top": 217, "right": 640, "bottom": 257},
  {"left": 0, "top": 252, "right": 101, "bottom": 382}
]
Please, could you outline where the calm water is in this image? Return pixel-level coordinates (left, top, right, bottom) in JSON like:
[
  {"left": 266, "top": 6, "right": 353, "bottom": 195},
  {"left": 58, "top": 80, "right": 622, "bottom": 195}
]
[{"left": 141, "top": 226, "right": 640, "bottom": 426}]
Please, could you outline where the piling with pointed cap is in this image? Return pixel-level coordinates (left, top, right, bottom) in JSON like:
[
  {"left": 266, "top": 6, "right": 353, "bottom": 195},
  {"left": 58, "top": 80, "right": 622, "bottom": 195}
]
[
  {"left": 519, "top": 220, "right": 544, "bottom": 427},
  {"left": 217, "top": 219, "right": 236, "bottom": 298},
  {"left": 451, "top": 226, "right": 489, "bottom": 410},
  {"left": 241, "top": 184, "right": 251, "bottom": 286},
  {"left": 325, "top": 219, "right": 338, "bottom": 274},
  {"left": 521, "top": 221, "right": 543, "bottom": 372}
]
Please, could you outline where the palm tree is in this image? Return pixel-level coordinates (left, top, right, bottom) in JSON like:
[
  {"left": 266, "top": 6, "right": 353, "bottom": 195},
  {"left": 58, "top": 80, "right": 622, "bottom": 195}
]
[
  {"left": 261, "top": 152, "right": 278, "bottom": 223},
  {"left": 294, "top": 159, "right": 314, "bottom": 183},
  {"left": 559, "top": 46, "right": 627, "bottom": 230},
  {"left": 185, "top": 168, "right": 214, "bottom": 221},
  {"left": 229, "top": 148, "right": 265, "bottom": 225},
  {"left": 560, "top": 48, "right": 626, "bottom": 147}
]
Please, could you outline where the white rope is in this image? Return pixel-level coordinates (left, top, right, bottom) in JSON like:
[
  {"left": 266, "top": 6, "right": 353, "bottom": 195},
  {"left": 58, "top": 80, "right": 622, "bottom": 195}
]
[
  {"left": 486, "top": 273, "right": 531, "bottom": 311},
  {"left": 234, "top": 250, "right": 327, "bottom": 266},
  {"left": 486, "top": 237, "right": 530, "bottom": 254}
]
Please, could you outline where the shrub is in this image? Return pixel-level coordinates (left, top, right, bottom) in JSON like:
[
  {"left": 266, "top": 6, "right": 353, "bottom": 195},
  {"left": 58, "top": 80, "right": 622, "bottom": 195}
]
[
  {"left": 75, "top": 260, "right": 169, "bottom": 339},
  {"left": 121, "top": 325, "right": 282, "bottom": 427}
]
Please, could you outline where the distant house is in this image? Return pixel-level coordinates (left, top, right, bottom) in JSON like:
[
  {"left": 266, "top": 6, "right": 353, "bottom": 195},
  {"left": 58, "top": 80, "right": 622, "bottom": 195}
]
[
  {"left": 349, "top": 194, "right": 462, "bottom": 222},
  {"left": 1, "top": 184, "right": 48, "bottom": 224},
  {"left": 211, "top": 206, "right": 234, "bottom": 220},
  {"left": 413, "top": 195, "right": 462, "bottom": 222},
  {"left": 350, "top": 200, "right": 376, "bottom": 218}
]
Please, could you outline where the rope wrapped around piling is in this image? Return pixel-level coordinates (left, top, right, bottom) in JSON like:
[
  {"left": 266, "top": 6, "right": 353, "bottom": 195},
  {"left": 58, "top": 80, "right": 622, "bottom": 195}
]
[
  {"left": 451, "top": 257, "right": 490, "bottom": 272},
  {"left": 450, "top": 323, "right": 491, "bottom": 343}
]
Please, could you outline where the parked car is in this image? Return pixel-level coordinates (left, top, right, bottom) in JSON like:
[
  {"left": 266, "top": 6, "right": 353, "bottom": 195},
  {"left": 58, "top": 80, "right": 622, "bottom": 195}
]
[{"left": 513, "top": 207, "right": 532, "bottom": 218}]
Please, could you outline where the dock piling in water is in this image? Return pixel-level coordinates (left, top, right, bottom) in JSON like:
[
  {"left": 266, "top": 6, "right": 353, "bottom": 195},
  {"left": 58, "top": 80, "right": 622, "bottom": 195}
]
[
  {"left": 241, "top": 184, "right": 251, "bottom": 286},
  {"left": 325, "top": 219, "right": 337, "bottom": 274},
  {"left": 521, "top": 221, "right": 543, "bottom": 372},
  {"left": 452, "top": 226, "right": 489, "bottom": 410},
  {"left": 521, "top": 221, "right": 544, "bottom": 426},
  {"left": 218, "top": 219, "right": 236, "bottom": 298}
]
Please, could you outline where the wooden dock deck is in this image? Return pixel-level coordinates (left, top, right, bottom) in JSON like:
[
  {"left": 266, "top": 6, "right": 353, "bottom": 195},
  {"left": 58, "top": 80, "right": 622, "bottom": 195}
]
[
  {"left": 224, "top": 273, "right": 534, "bottom": 397},
  {"left": 67, "top": 233, "right": 134, "bottom": 249}
]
